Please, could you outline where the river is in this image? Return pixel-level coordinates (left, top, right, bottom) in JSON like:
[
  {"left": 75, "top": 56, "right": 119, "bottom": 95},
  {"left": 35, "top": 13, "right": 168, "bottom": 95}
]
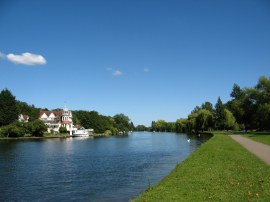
[{"left": 0, "top": 132, "right": 210, "bottom": 201}]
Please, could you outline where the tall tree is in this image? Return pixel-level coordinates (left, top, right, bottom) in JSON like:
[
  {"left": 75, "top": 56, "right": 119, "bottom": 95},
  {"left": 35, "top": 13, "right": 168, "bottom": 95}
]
[
  {"left": 16, "top": 101, "right": 39, "bottom": 121},
  {"left": 230, "top": 84, "right": 243, "bottom": 99},
  {"left": 254, "top": 76, "right": 270, "bottom": 130},
  {"left": 223, "top": 109, "right": 237, "bottom": 130},
  {"left": 113, "top": 113, "right": 131, "bottom": 132},
  {"left": 175, "top": 118, "right": 187, "bottom": 133},
  {"left": 0, "top": 89, "right": 19, "bottom": 126},
  {"left": 214, "top": 97, "right": 225, "bottom": 130},
  {"left": 201, "top": 101, "right": 214, "bottom": 113}
]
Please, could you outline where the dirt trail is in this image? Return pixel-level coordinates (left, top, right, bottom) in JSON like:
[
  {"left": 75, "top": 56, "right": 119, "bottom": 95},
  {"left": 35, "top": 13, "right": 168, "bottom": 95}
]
[{"left": 229, "top": 135, "right": 270, "bottom": 166}]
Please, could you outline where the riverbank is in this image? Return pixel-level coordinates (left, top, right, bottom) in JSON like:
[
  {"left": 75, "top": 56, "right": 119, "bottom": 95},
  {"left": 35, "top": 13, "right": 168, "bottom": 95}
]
[
  {"left": 133, "top": 133, "right": 270, "bottom": 201},
  {"left": 243, "top": 132, "right": 270, "bottom": 146},
  {"left": 0, "top": 133, "right": 111, "bottom": 140}
]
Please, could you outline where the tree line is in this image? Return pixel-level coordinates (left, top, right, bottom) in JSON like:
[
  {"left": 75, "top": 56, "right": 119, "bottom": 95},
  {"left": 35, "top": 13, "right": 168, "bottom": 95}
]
[
  {"left": 0, "top": 89, "right": 46, "bottom": 137},
  {"left": 137, "top": 76, "right": 270, "bottom": 133},
  {"left": 72, "top": 111, "right": 134, "bottom": 135},
  {"left": 0, "top": 88, "right": 134, "bottom": 137},
  {"left": 1, "top": 76, "right": 269, "bottom": 137}
]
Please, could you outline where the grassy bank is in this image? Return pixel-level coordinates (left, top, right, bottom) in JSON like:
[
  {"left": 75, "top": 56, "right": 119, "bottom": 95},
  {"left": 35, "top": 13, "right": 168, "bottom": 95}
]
[
  {"left": 133, "top": 134, "right": 270, "bottom": 201},
  {"left": 243, "top": 132, "right": 270, "bottom": 146}
]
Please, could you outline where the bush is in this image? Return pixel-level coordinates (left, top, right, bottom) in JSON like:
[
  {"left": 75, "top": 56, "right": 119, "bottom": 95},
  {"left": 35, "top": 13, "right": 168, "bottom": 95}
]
[
  {"left": 0, "top": 121, "right": 26, "bottom": 137},
  {"left": 26, "top": 120, "right": 47, "bottom": 137},
  {"left": 59, "top": 126, "right": 67, "bottom": 134}
]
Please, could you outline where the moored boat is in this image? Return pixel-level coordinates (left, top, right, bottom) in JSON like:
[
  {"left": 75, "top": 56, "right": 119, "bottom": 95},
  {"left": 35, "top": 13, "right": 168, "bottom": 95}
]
[{"left": 73, "top": 127, "right": 89, "bottom": 137}]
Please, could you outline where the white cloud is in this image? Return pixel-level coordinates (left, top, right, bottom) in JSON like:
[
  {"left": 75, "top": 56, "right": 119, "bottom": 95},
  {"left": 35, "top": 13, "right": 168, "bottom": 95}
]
[
  {"left": 6, "top": 52, "right": 46, "bottom": 65},
  {"left": 107, "top": 68, "right": 123, "bottom": 76},
  {"left": 144, "top": 68, "right": 150, "bottom": 72},
  {"left": 112, "top": 70, "right": 123, "bottom": 76}
]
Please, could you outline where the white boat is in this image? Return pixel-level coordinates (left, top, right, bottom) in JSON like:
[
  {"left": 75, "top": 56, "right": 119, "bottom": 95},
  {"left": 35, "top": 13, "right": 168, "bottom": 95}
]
[{"left": 73, "top": 127, "right": 89, "bottom": 137}]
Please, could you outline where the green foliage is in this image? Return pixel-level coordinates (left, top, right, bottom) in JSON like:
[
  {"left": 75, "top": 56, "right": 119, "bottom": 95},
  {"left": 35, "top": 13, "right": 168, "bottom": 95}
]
[
  {"left": 72, "top": 110, "right": 114, "bottom": 133},
  {"left": 135, "top": 125, "right": 149, "bottom": 131},
  {"left": 104, "top": 130, "right": 112, "bottom": 136},
  {"left": 0, "top": 121, "right": 26, "bottom": 137},
  {"left": 228, "top": 76, "right": 270, "bottom": 130},
  {"left": 72, "top": 111, "right": 131, "bottom": 135},
  {"left": 175, "top": 118, "right": 187, "bottom": 133},
  {"left": 195, "top": 109, "right": 213, "bottom": 132},
  {"left": 154, "top": 120, "right": 167, "bottom": 132},
  {"left": 133, "top": 134, "right": 270, "bottom": 201},
  {"left": 214, "top": 97, "right": 225, "bottom": 130},
  {"left": 59, "top": 126, "right": 67, "bottom": 133},
  {"left": 113, "top": 113, "right": 132, "bottom": 132},
  {"left": 201, "top": 101, "right": 214, "bottom": 113},
  {"left": 26, "top": 120, "right": 47, "bottom": 137},
  {"left": 16, "top": 101, "right": 39, "bottom": 121},
  {"left": 223, "top": 109, "right": 237, "bottom": 130},
  {"left": 0, "top": 89, "right": 19, "bottom": 126}
]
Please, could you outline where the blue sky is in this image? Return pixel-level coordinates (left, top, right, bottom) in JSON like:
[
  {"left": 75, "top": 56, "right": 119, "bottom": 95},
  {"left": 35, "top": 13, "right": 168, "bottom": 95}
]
[{"left": 0, "top": 0, "right": 270, "bottom": 126}]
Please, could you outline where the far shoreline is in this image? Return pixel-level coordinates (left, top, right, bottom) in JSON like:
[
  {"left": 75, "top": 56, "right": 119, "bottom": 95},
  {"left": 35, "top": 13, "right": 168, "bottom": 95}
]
[{"left": 0, "top": 133, "right": 112, "bottom": 140}]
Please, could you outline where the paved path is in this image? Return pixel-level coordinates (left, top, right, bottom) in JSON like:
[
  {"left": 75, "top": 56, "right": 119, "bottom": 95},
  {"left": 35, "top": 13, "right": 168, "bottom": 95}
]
[{"left": 229, "top": 135, "right": 270, "bottom": 165}]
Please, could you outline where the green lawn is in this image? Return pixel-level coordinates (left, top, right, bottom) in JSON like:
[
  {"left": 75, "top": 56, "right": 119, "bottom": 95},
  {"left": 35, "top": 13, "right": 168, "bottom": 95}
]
[
  {"left": 133, "top": 134, "right": 270, "bottom": 201},
  {"left": 242, "top": 132, "right": 270, "bottom": 146}
]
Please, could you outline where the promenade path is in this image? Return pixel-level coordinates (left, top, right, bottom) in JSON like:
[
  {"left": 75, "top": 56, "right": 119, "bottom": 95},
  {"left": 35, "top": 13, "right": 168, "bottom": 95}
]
[{"left": 229, "top": 135, "right": 270, "bottom": 166}]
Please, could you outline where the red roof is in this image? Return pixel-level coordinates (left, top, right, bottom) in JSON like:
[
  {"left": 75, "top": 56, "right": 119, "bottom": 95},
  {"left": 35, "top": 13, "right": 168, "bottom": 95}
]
[{"left": 39, "top": 110, "right": 63, "bottom": 118}]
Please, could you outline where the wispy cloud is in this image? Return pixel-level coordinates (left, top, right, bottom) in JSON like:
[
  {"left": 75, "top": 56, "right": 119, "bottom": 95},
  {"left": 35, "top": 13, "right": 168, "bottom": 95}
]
[
  {"left": 0, "top": 52, "right": 4, "bottom": 59},
  {"left": 112, "top": 70, "right": 123, "bottom": 76},
  {"left": 144, "top": 68, "right": 150, "bottom": 72},
  {"left": 5, "top": 52, "right": 47, "bottom": 65},
  {"left": 107, "top": 68, "right": 123, "bottom": 76}
]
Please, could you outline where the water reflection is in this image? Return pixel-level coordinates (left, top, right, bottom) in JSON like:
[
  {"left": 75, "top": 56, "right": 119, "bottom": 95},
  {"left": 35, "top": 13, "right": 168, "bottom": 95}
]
[{"left": 0, "top": 132, "right": 210, "bottom": 202}]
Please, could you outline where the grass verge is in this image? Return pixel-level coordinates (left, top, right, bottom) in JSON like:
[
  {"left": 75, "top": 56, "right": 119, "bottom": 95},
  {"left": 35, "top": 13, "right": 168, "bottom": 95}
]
[
  {"left": 133, "top": 134, "right": 270, "bottom": 201},
  {"left": 242, "top": 132, "right": 270, "bottom": 146}
]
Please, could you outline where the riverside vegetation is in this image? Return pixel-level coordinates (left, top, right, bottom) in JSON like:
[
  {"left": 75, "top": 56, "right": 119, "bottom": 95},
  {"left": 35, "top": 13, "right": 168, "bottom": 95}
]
[
  {"left": 1, "top": 76, "right": 269, "bottom": 137},
  {"left": 0, "top": 89, "right": 134, "bottom": 138},
  {"left": 138, "top": 76, "right": 270, "bottom": 134},
  {"left": 133, "top": 133, "right": 270, "bottom": 201}
]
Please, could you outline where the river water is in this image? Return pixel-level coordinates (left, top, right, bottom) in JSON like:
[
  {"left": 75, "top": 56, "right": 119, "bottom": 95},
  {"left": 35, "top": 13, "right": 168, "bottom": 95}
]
[{"left": 0, "top": 132, "right": 210, "bottom": 201}]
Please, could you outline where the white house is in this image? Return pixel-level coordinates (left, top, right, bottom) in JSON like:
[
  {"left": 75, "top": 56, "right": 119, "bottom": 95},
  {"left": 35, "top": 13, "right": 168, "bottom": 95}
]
[
  {"left": 18, "top": 114, "right": 29, "bottom": 123},
  {"left": 39, "top": 105, "right": 75, "bottom": 135}
]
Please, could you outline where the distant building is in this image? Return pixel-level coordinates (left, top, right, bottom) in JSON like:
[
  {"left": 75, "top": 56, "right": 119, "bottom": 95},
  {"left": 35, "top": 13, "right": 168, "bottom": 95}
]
[
  {"left": 39, "top": 105, "right": 75, "bottom": 135},
  {"left": 18, "top": 114, "right": 29, "bottom": 123}
]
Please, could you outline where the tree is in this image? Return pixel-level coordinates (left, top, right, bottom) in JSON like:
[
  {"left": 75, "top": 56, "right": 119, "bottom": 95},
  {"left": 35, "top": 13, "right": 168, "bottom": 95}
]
[
  {"left": 214, "top": 97, "right": 225, "bottom": 130},
  {"left": 195, "top": 109, "right": 213, "bottom": 132},
  {"left": 135, "top": 125, "right": 148, "bottom": 131},
  {"left": 151, "top": 121, "right": 156, "bottom": 132},
  {"left": 230, "top": 84, "right": 243, "bottom": 100},
  {"left": 59, "top": 126, "right": 68, "bottom": 133},
  {"left": 0, "top": 121, "right": 26, "bottom": 137},
  {"left": 255, "top": 76, "right": 270, "bottom": 130},
  {"left": 175, "top": 118, "right": 187, "bottom": 133},
  {"left": 223, "top": 109, "right": 237, "bottom": 130},
  {"left": 166, "top": 122, "right": 176, "bottom": 132},
  {"left": 16, "top": 101, "right": 39, "bottom": 121},
  {"left": 155, "top": 120, "right": 167, "bottom": 132},
  {"left": 130, "top": 122, "right": 135, "bottom": 131},
  {"left": 201, "top": 101, "right": 214, "bottom": 113},
  {"left": 0, "top": 89, "right": 19, "bottom": 126},
  {"left": 113, "top": 113, "right": 131, "bottom": 133},
  {"left": 27, "top": 120, "right": 47, "bottom": 137}
]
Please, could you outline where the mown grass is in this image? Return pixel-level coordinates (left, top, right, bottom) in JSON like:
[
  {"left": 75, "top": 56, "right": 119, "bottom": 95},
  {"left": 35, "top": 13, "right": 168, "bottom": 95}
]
[
  {"left": 243, "top": 132, "right": 270, "bottom": 146},
  {"left": 133, "top": 134, "right": 270, "bottom": 202}
]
